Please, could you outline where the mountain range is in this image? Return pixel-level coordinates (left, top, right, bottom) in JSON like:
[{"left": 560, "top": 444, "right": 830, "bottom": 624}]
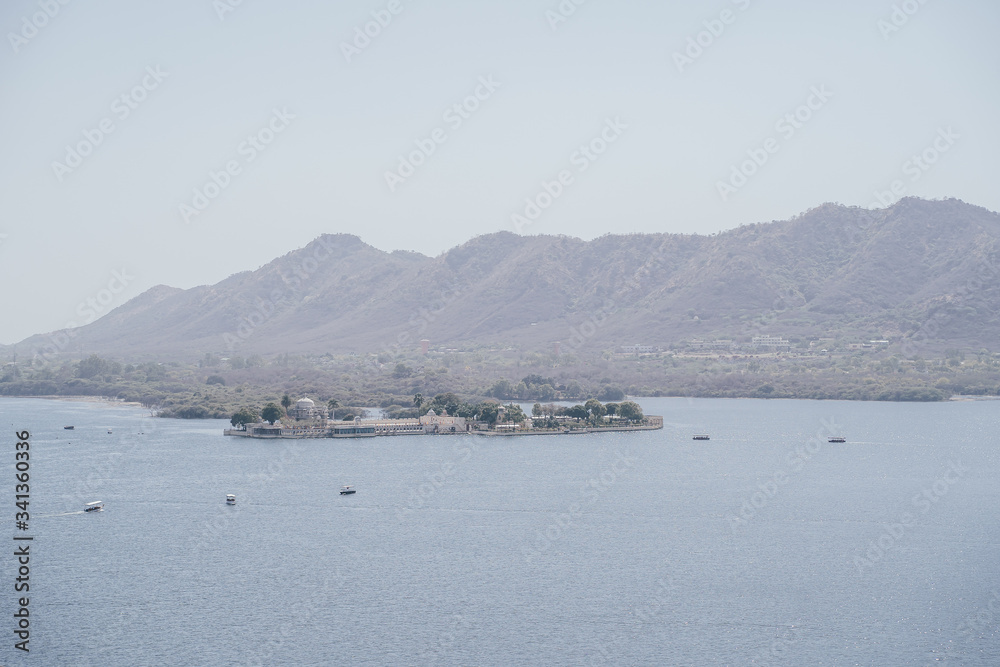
[{"left": 12, "top": 197, "right": 1000, "bottom": 362}]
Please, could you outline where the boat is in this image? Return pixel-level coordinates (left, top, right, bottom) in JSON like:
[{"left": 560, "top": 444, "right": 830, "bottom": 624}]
[
  {"left": 84, "top": 501, "right": 104, "bottom": 513},
  {"left": 340, "top": 485, "right": 356, "bottom": 495},
  {"left": 64, "top": 425, "right": 74, "bottom": 430},
  {"left": 107, "top": 429, "right": 113, "bottom": 434},
  {"left": 828, "top": 437, "right": 846, "bottom": 443},
  {"left": 226, "top": 494, "right": 236, "bottom": 505},
  {"left": 693, "top": 434, "right": 710, "bottom": 440}
]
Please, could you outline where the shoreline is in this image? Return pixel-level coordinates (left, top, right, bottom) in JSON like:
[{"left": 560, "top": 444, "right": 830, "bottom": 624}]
[{"left": 4, "top": 395, "right": 145, "bottom": 408}]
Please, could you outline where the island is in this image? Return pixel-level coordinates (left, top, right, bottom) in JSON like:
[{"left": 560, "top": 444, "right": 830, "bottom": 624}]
[{"left": 224, "top": 395, "right": 662, "bottom": 439}]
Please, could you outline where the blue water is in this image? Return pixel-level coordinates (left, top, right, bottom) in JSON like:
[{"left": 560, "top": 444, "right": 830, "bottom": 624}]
[{"left": 0, "top": 396, "right": 998, "bottom": 666}]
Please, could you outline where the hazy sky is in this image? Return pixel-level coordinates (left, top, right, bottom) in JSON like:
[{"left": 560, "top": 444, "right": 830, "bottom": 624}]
[{"left": 1, "top": 0, "right": 998, "bottom": 344}]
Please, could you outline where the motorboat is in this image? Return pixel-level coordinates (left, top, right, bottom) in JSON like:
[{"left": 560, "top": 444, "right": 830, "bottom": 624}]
[
  {"left": 828, "top": 437, "right": 846, "bottom": 443},
  {"left": 64, "top": 426, "right": 74, "bottom": 430},
  {"left": 693, "top": 434, "right": 710, "bottom": 440},
  {"left": 340, "top": 485, "right": 356, "bottom": 495},
  {"left": 226, "top": 494, "right": 236, "bottom": 504},
  {"left": 84, "top": 501, "right": 104, "bottom": 512}
]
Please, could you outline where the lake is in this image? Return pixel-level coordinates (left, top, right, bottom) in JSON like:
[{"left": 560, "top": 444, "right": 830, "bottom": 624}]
[{"left": 0, "top": 396, "right": 998, "bottom": 666}]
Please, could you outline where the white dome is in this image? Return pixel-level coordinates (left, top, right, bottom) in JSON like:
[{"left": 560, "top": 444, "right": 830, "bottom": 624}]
[{"left": 296, "top": 397, "right": 315, "bottom": 407}]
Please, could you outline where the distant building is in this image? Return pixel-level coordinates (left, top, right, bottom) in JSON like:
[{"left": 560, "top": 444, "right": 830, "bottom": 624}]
[
  {"left": 752, "top": 336, "right": 791, "bottom": 349},
  {"left": 620, "top": 344, "right": 662, "bottom": 354},
  {"left": 289, "top": 397, "right": 327, "bottom": 421},
  {"left": 419, "top": 408, "right": 467, "bottom": 433},
  {"left": 688, "top": 339, "right": 733, "bottom": 351},
  {"left": 420, "top": 339, "right": 430, "bottom": 354}
]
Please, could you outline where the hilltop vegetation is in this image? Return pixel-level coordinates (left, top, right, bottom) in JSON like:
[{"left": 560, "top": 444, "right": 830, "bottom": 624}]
[{"left": 3, "top": 344, "right": 999, "bottom": 418}]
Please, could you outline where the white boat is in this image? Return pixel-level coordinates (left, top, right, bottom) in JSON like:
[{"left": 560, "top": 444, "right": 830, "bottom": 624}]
[
  {"left": 340, "top": 485, "right": 356, "bottom": 495},
  {"left": 226, "top": 494, "right": 236, "bottom": 504},
  {"left": 84, "top": 501, "right": 104, "bottom": 513}
]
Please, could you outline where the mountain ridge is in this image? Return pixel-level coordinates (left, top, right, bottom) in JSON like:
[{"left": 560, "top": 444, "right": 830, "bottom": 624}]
[{"left": 13, "top": 197, "right": 1000, "bottom": 361}]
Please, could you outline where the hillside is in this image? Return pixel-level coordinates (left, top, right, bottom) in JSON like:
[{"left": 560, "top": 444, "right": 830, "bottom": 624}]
[{"left": 13, "top": 198, "right": 1000, "bottom": 361}]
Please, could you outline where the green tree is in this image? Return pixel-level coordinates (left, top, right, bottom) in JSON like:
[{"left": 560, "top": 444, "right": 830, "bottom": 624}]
[
  {"left": 489, "top": 379, "right": 513, "bottom": 399},
  {"left": 206, "top": 375, "right": 226, "bottom": 386},
  {"left": 476, "top": 402, "right": 501, "bottom": 425},
  {"left": 77, "top": 354, "right": 109, "bottom": 379},
  {"left": 503, "top": 404, "right": 526, "bottom": 424},
  {"left": 598, "top": 385, "right": 625, "bottom": 401},
  {"left": 281, "top": 394, "right": 292, "bottom": 413},
  {"left": 532, "top": 403, "right": 543, "bottom": 417},
  {"left": 327, "top": 398, "right": 339, "bottom": 419},
  {"left": 413, "top": 393, "right": 423, "bottom": 409},
  {"left": 584, "top": 398, "right": 606, "bottom": 421},
  {"left": 230, "top": 406, "right": 259, "bottom": 430},
  {"left": 618, "top": 401, "right": 643, "bottom": 422},
  {"left": 261, "top": 403, "right": 283, "bottom": 425}
]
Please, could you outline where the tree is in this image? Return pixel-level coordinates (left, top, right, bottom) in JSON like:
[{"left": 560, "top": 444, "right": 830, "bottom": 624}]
[
  {"left": 618, "top": 400, "right": 643, "bottom": 422},
  {"left": 230, "top": 406, "right": 259, "bottom": 430},
  {"left": 532, "top": 403, "right": 543, "bottom": 417},
  {"left": 598, "top": 385, "right": 626, "bottom": 401},
  {"left": 206, "top": 375, "right": 226, "bottom": 386},
  {"left": 327, "top": 398, "right": 339, "bottom": 419},
  {"left": 566, "top": 405, "right": 589, "bottom": 421},
  {"left": 413, "top": 393, "right": 423, "bottom": 409},
  {"left": 394, "top": 363, "right": 413, "bottom": 378},
  {"left": 584, "top": 398, "right": 606, "bottom": 421},
  {"left": 281, "top": 394, "right": 292, "bottom": 413},
  {"left": 604, "top": 403, "right": 619, "bottom": 416},
  {"left": 476, "top": 402, "right": 501, "bottom": 425},
  {"left": 503, "top": 404, "right": 526, "bottom": 424},
  {"left": 77, "top": 354, "right": 109, "bottom": 379},
  {"left": 261, "top": 403, "right": 283, "bottom": 425}
]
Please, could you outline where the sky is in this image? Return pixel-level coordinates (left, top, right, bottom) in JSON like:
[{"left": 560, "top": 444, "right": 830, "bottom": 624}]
[{"left": 1, "top": 0, "right": 998, "bottom": 344}]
